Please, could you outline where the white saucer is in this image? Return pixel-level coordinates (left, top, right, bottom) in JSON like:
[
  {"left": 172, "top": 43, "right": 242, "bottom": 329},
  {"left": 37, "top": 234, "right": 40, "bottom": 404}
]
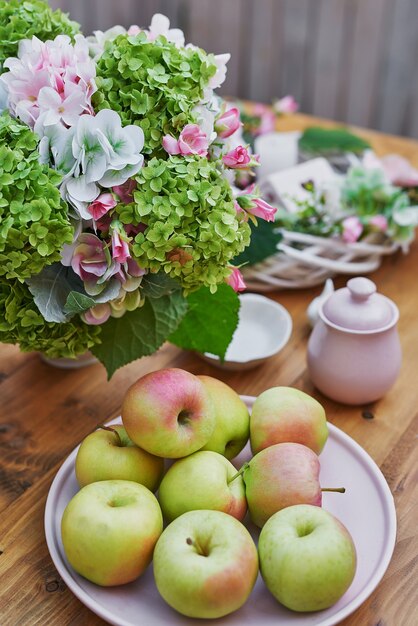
[{"left": 201, "top": 294, "right": 292, "bottom": 370}]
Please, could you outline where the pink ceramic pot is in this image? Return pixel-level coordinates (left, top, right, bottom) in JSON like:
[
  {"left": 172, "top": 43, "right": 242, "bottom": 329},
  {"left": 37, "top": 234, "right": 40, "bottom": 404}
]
[{"left": 307, "top": 277, "right": 401, "bottom": 405}]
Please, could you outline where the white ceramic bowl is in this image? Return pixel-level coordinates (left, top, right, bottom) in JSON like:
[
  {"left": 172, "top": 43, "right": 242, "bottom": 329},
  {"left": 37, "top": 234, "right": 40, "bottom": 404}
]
[{"left": 200, "top": 293, "right": 292, "bottom": 370}]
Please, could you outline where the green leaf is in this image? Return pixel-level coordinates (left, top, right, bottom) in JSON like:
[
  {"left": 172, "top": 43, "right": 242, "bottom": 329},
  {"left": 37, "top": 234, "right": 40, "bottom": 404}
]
[
  {"left": 234, "top": 220, "right": 282, "bottom": 266},
  {"left": 91, "top": 290, "right": 188, "bottom": 378},
  {"left": 299, "top": 127, "right": 371, "bottom": 156},
  {"left": 169, "top": 284, "right": 240, "bottom": 359},
  {"left": 64, "top": 291, "right": 96, "bottom": 315},
  {"left": 26, "top": 263, "right": 85, "bottom": 323},
  {"left": 142, "top": 274, "right": 184, "bottom": 298}
]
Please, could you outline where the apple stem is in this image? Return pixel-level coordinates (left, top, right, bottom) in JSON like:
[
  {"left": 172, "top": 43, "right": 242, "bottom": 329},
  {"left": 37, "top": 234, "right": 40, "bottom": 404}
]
[
  {"left": 228, "top": 462, "right": 250, "bottom": 484},
  {"left": 99, "top": 425, "right": 122, "bottom": 446},
  {"left": 186, "top": 537, "right": 208, "bottom": 556},
  {"left": 321, "top": 487, "right": 346, "bottom": 493}
]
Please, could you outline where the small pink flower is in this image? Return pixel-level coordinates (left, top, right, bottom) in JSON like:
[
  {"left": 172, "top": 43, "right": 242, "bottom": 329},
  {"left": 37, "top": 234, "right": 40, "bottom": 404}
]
[
  {"left": 369, "top": 215, "right": 388, "bottom": 232},
  {"left": 71, "top": 233, "right": 108, "bottom": 282},
  {"left": 248, "top": 197, "right": 277, "bottom": 222},
  {"left": 274, "top": 95, "right": 299, "bottom": 115},
  {"left": 111, "top": 230, "right": 131, "bottom": 264},
  {"left": 226, "top": 267, "right": 246, "bottom": 292},
  {"left": 342, "top": 216, "right": 363, "bottom": 243},
  {"left": 163, "top": 124, "right": 209, "bottom": 157},
  {"left": 37, "top": 84, "right": 88, "bottom": 127},
  {"left": 223, "top": 146, "right": 252, "bottom": 169},
  {"left": 252, "top": 103, "right": 276, "bottom": 136},
  {"left": 162, "top": 134, "right": 182, "bottom": 155},
  {"left": 88, "top": 193, "right": 117, "bottom": 221},
  {"left": 215, "top": 108, "right": 241, "bottom": 139},
  {"left": 82, "top": 303, "right": 111, "bottom": 325},
  {"left": 113, "top": 179, "right": 137, "bottom": 204}
]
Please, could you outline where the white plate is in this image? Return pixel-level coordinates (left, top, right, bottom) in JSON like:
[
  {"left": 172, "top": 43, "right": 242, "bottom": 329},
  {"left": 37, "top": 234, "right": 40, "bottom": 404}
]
[
  {"left": 201, "top": 294, "right": 292, "bottom": 370},
  {"left": 45, "top": 396, "right": 396, "bottom": 626}
]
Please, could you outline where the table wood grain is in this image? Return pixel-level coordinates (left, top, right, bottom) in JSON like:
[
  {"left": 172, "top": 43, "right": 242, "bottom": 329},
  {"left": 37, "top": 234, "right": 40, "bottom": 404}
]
[{"left": 0, "top": 114, "right": 417, "bottom": 626}]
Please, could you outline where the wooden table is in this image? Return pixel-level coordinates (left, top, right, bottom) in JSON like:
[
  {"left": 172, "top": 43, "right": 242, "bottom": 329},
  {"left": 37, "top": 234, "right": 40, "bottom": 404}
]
[{"left": 1, "top": 114, "right": 417, "bottom": 626}]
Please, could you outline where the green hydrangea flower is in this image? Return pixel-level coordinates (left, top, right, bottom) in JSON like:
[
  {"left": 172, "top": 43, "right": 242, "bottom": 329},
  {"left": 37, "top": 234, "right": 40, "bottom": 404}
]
[
  {"left": 116, "top": 156, "right": 251, "bottom": 292},
  {"left": 0, "top": 0, "right": 80, "bottom": 70},
  {"left": 93, "top": 33, "right": 217, "bottom": 158},
  {"left": 0, "top": 111, "right": 73, "bottom": 280},
  {"left": 0, "top": 279, "right": 101, "bottom": 358}
]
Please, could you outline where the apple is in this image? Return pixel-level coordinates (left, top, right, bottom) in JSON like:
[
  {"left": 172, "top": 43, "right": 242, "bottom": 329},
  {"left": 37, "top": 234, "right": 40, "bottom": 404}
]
[
  {"left": 75, "top": 425, "right": 165, "bottom": 491},
  {"left": 198, "top": 375, "right": 250, "bottom": 459},
  {"left": 250, "top": 386, "right": 328, "bottom": 455},
  {"left": 158, "top": 450, "right": 247, "bottom": 522},
  {"left": 241, "top": 442, "right": 344, "bottom": 527},
  {"left": 61, "top": 480, "right": 163, "bottom": 586},
  {"left": 153, "top": 510, "right": 258, "bottom": 618},
  {"left": 258, "top": 504, "right": 357, "bottom": 612},
  {"left": 122, "top": 368, "right": 215, "bottom": 458}
]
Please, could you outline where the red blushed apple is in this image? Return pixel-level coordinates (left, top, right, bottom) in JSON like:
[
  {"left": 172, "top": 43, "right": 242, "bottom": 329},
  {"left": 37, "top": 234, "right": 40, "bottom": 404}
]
[
  {"left": 250, "top": 387, "right": 328, "bottom": 455},
  {"left": 242, "top": 442, "right": 345, "bottom": 527},
  {"left": 121, "top": 368, "right": 215, "bottom": 458}
]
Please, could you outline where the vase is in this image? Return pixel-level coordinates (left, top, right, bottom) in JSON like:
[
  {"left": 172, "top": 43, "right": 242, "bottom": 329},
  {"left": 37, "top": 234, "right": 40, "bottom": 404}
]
[{"left": 39, "top": 351, "right": 98, "bottom": 369}]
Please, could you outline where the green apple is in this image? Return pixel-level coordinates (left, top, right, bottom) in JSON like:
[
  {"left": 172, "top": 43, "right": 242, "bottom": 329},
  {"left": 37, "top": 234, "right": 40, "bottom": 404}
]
[
  {"left": 153, "top": 510, "right": 258, "bottom": 618},
  {"left": 250, "top": 386, "right": 328, "bottom": 455},
  {"left": 122, "top": 368, "right": 215, "bottom": 458},
  {"left": 241, "top": 442, "right": 345, "bottom": 527},
  {"left": 258, "top": 504, "right": 357, "bottom": 612},
  {"left": 158, "top": 450, "right": 247, "bottom": 522},
  {"left": 75, "top": 425, "right": 165, "bottom": 491},
  {"left": 61, "top": 480, "right": 163, "bottom": 586},
  {"left": 198, "top": 375, "right": 250, "bottom": 459}
]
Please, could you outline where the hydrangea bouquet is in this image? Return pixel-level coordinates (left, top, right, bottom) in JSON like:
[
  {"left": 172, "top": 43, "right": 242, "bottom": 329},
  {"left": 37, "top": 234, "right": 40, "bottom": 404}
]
[{"left": 0, "top": 1, "right": 277, "bottom": 376}]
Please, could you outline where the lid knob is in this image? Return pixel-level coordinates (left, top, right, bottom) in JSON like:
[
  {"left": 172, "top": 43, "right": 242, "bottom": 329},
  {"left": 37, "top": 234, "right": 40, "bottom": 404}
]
[{"left": 347, "top": 277, "right": 376, "bottom": 302}]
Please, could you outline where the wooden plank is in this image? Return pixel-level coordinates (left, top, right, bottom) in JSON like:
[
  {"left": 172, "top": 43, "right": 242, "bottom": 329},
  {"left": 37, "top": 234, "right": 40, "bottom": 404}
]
[
  {"left": 279, "top": 0, "right": 312, "bottom": 109},
  {"left": 376, "top": 0, "right": 417, "bottom": 134},
  {"left": 345, "top": 0, "right": 388, "bottom": 128},
  {"left": 247, "top": 0, "right": 281, "bottom": 102},
  {"left": 312, "top": 0, "right": 347, "bottom": 119}
]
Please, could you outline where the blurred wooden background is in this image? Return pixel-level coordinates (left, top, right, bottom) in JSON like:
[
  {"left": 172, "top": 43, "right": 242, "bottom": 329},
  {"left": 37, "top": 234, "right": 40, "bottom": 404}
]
[{"left": 50, "top": 0, "right": 418, "bottom": 138}]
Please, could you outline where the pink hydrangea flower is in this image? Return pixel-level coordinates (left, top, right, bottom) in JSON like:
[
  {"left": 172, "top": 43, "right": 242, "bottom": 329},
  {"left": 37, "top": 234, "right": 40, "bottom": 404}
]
[
  {"left": 88, "top": 193, "right": 117, "bottom": 221},
  {"left": 111, "top": 230, "right": 131, "bottom": 264},
  {"left": 226, "top": 267, "right": 246, "bottom": 292},
  {"left": 113, "top": 179, "right": 137, "bottom": 204},
  {"left": 215, "top": 108, "right": 241, "bottom": 139},
  {"left": 126, "top": 258, "right": 146, "bottom": 278},
  {"left": 341, "top": 216, "right": 363, "bottom": 243},
  {"left": 369, "top": 215, "right": 388, "bottom": 232},
  {"left": 71, "top": 233, "right": 109, "bottom": 282},
  {"left": 274, "top": 95, "right": 299, "bottom": 115},
  {"left": 223, "top": 146, "right": 252, "bottom": 169},
  {"left": 163, "top": 124, "right": 209, "bottom": 156},
  {"left": 1, "top": 34, "right": 96, "bottom": 129},
  {"left": 82, "top": 303, "right": 111, "bottom": 325}
]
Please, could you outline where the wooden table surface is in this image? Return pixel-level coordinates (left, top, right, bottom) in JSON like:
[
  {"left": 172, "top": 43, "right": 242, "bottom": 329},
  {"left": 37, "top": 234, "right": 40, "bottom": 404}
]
[{"left": 0, "top": 114, "right": 417, "bottom": 626}]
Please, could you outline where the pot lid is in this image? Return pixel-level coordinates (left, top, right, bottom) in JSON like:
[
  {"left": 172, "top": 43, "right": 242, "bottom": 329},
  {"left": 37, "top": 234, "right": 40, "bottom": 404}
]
[{"left": 322, "top": 277, "right": 395, "bottom": 331}]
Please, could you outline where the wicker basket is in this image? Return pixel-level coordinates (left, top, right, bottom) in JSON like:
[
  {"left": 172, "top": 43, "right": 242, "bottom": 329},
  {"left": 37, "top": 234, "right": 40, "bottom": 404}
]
[{"left": 242, "top": 230, "right": 402, "bottom": 291}]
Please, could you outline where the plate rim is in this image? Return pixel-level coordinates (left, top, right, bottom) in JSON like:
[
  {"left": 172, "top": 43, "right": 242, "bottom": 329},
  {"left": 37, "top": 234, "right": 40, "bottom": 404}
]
[{"left": 44, "top": 395, "right": 397, "bottom": 626}]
